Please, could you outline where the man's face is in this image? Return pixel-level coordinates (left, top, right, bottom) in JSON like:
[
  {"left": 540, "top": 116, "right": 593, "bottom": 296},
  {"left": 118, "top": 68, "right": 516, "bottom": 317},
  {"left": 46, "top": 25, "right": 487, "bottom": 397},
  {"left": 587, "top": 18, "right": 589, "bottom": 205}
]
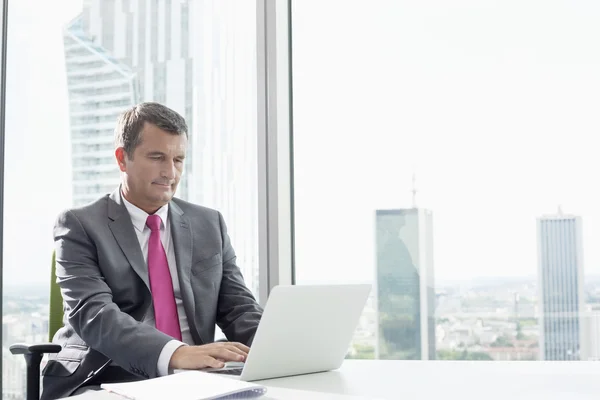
[{"left": 117, "top": 122, "right": 187, "bottom": 213}]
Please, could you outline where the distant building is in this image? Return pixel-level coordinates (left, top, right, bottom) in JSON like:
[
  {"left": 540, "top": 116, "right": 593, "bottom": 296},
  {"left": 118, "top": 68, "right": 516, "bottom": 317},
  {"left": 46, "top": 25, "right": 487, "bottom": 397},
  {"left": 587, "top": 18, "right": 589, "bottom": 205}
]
[
  {"left": 581, "top": 307, "right": 600, "bottom": 361},
  {"left": 3, "top": 347, "right": 26, "bottom": 400},
  {"left": 375, "top": 208, "right": 435, "bottom": 360},
  {"left": 537, "top": 210, "right": 588, "bottom": 360},
  {"left": 484, "top": 339, "right": 539, "bottom": 361},
  {"left": 63, "top": 16, "right": 138, "bottom": 206}
]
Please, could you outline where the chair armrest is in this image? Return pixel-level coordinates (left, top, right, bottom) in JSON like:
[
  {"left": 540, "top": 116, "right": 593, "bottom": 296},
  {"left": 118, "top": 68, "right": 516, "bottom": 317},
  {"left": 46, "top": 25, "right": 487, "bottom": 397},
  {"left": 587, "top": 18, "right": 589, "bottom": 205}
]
[
  {"left": 10, "top": 343, "right": 62, "bottom": 400},
  {"left": 9, "top": 342, "right": 61, "bottom": 355}
]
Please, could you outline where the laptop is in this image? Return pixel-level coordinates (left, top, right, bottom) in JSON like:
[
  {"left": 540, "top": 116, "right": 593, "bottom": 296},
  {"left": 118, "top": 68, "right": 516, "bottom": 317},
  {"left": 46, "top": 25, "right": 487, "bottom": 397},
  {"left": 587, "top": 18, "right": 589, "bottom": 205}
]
[{"left": 193, "top": 283, "right": 371, "bottom": 381}]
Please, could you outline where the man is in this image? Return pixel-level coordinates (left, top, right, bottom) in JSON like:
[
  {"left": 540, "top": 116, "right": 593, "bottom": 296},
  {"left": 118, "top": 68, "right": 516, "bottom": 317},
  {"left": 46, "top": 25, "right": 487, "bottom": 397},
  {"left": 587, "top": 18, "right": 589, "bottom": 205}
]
[{"left": 42, "top": 102, "right": 263, "bottom": 399}]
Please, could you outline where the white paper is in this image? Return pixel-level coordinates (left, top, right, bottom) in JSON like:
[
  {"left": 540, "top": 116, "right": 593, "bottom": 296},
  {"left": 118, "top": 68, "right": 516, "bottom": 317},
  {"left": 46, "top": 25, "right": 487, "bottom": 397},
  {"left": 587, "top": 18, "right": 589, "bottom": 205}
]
[{"left": 101, "top": 371, "right": 267, "bottom": 400}]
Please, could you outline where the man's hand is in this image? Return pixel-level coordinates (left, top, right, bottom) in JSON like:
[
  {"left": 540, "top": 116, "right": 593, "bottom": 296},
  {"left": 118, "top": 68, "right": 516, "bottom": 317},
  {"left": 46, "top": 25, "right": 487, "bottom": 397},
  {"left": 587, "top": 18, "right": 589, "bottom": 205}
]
[{"left": 169, "top": 342, "right": 250, "bottom": 370}]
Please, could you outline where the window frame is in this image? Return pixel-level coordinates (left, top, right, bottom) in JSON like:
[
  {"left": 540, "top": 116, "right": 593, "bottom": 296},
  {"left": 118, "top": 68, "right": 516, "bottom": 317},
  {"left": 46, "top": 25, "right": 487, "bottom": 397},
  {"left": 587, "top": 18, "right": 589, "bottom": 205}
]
[
  {"left": 0, "top": 0, "right": 8, "bottom": 390},
  {"left": 257, "top": 0, "right": 295, "bottom": 306}
]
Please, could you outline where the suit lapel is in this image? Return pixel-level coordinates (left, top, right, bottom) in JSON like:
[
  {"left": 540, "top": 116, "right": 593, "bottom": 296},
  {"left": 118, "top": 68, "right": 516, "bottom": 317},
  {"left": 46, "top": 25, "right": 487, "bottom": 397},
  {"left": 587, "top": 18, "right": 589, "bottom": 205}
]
[
  {"left": 107, "top": 189, "right": 150, "bottom": 290},
  {"left": 170, "top": 200, "right": 205, "bottom": 344}
]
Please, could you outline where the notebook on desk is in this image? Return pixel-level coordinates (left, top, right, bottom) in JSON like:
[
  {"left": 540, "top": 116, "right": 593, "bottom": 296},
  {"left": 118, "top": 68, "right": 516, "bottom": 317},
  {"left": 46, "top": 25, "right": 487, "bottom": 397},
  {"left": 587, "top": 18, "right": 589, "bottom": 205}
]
[{"left": 100, "top": 371, "right": 267, "bottom": 400}]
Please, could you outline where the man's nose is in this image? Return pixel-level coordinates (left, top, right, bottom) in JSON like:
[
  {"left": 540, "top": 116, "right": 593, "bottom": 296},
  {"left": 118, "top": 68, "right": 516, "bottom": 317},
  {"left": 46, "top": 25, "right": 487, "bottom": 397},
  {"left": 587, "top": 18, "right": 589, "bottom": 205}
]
[{"left": 161, "top": 161, "right": 178, "bottom": 180}]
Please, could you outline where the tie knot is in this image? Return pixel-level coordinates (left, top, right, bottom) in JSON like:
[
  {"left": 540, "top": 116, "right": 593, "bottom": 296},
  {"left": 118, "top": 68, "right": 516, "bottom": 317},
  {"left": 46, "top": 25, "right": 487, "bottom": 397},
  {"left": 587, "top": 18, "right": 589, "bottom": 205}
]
[{"left": 146, "top": 214, "right": 162, "bottom": 232}]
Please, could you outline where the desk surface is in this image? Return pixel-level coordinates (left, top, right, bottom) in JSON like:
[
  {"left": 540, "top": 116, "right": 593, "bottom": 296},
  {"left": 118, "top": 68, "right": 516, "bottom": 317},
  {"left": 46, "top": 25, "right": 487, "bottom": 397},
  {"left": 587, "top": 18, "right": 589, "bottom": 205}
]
[
  {"left": 257, "top": 360, "right": 600, "bottom": 399},
  {"left": 68, "top": 360, "right": 600, "bottom": 399}
]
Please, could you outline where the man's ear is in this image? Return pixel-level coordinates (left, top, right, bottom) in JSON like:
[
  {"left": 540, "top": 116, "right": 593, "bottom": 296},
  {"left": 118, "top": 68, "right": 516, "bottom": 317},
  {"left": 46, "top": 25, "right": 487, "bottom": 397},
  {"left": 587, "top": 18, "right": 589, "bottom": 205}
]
[{"left": 115, "top": 147, "right": 127, "bottom": 172}]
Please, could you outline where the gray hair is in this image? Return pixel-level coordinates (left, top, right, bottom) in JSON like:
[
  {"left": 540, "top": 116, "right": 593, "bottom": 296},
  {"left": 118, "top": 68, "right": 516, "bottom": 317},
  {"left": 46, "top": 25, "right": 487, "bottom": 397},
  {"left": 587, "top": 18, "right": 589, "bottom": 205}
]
[{"left": 114, "top": 102, "right": 188, "bottom": 158}]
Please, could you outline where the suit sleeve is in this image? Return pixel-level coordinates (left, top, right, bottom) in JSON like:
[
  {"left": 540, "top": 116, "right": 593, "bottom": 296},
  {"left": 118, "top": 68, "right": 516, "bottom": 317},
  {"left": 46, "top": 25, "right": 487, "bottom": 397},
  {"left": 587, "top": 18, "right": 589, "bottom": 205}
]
[
  {"left": 215, "top": 212, "right": 263, "bottom": 345},
  {"left": 54, "top": 210, "right": 174, "bottom": 378}
]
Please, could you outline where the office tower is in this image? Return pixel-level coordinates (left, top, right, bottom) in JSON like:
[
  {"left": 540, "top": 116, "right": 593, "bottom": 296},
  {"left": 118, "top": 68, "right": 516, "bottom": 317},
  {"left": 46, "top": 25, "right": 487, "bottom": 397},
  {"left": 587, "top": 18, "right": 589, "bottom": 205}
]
[
  {"left": 537, "top": 210, "right": 588, "bottom": 360},
  {"left": 581, "top": 306, "right": 600, "bottom": 361},
  {"left": 2, "top": 351, "right": 26, "bottom": 400},
  {"left": 63, "top": 1, "right": 259, "bottom": 294},
  {"left": 63, "top": 16, "right": 137, "bottom": 206},
  {"left": 374, "top": 207, "right": 436, "bottom": 360}
]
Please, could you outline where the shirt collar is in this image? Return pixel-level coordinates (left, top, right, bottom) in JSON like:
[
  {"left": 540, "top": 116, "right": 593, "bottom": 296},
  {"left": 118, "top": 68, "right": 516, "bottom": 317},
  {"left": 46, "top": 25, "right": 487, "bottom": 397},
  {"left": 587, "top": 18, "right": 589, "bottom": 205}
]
[{"left": 121, "top": 192, "right": 169, "bottom": 233}]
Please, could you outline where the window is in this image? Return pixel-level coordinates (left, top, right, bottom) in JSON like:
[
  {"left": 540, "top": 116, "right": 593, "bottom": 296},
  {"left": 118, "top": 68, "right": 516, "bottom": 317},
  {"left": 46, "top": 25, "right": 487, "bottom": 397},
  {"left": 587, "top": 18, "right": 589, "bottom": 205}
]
[
  {"left": 2, "top": 1, "right": 259, "bottom": 398},
  {"left": 292, "top": 0, "right": 600, "bottom": 361}
]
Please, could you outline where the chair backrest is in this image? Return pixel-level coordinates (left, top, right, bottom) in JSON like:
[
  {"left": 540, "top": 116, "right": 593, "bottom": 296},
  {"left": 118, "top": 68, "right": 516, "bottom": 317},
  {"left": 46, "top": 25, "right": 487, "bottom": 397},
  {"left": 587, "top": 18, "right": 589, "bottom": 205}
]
[{"left": 48, "top": 251, "right": 64, "bottom": 341}]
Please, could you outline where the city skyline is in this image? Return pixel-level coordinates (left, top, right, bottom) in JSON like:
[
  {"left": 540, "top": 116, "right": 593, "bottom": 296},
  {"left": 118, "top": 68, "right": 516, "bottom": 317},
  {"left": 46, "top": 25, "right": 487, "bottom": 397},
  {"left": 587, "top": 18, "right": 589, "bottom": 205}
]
[{"left": 4, "top": 1, "right": 600, "bottom": 287}]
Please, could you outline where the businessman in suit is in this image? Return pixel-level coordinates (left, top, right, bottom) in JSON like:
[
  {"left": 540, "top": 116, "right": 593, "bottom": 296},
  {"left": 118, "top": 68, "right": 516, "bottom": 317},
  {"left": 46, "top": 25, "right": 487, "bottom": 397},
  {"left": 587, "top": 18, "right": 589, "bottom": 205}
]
[{"left": 42, "top": 102, "right": 263, "bottom": 399}]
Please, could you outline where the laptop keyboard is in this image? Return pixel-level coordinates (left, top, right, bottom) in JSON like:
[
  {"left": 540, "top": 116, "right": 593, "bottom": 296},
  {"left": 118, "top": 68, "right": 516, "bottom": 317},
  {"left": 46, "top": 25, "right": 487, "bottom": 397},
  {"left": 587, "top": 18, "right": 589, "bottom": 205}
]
[{"left": 210, "top": 368, "right": 243, "bottom": 376}]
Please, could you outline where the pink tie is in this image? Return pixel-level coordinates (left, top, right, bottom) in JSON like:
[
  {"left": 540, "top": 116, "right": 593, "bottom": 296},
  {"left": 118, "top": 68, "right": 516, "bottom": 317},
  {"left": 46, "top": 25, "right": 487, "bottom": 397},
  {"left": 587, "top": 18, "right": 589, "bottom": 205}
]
[{"left": 146, "top": 215, "right": 182, "bottom": 341}]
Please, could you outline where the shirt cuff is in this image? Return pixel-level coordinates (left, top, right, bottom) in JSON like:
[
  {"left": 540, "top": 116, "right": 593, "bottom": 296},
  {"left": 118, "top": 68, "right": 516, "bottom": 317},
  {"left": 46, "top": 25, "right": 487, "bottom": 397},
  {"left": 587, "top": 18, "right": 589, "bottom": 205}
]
[{"left": 157, "top": 340, "right": 187, "bottom": 376}]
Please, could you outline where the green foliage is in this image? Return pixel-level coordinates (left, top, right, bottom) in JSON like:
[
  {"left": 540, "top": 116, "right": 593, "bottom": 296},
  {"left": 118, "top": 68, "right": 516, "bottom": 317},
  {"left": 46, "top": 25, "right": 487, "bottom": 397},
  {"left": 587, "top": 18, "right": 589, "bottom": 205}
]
[
  {"left": 347, "top": 344, "right": 375, "bottom": 360},
  {"left": 490, "top": 335, "right": 514, "bottom": 347},
  {"left": 436, "top": 350, "right": 493, "bottom": 360}
]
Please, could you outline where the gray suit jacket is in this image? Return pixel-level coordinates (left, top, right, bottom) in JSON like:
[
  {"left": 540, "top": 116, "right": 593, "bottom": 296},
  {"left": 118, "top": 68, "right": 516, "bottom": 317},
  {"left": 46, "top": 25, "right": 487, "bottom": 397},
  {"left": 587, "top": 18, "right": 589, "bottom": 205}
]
[{"left": 41, "top": 189, "right": 263, "bottom": 400}]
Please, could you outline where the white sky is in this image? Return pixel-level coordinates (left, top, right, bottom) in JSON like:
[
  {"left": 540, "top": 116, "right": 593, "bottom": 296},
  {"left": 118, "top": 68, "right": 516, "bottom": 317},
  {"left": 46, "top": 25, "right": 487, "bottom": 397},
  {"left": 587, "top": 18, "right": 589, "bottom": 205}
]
[
  {"left": 292, "top": 0, "right": 600, "bottom": 284},
  {"left": 4, "top": 0, "right": 600, "bottom": 287}
]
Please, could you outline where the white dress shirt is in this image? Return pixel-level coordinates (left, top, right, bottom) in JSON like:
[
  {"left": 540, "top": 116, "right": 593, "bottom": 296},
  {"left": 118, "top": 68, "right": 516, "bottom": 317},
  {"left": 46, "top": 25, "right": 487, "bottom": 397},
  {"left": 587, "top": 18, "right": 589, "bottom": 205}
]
[{"left": 122, "top": 194, "right": 193, "bottom": 376}]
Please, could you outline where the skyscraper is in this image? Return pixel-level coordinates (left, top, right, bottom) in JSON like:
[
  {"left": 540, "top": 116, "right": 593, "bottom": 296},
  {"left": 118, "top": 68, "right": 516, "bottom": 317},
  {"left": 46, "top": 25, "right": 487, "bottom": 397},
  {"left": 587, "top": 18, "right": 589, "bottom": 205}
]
[
  {"left": 62, "top": 1, "right": 259, "bottom": 295},
  {"left": 375, "top": 207, "right": 436, "bottom": 360},
  {"left": 537, "top": 210, "right": 588, "bottom": 360},
  {"left": 581, "top": 306, "right": 600, "bottom": 361},
  {"left": 63, "top": 16, "right": 138, "bottom": 206}
]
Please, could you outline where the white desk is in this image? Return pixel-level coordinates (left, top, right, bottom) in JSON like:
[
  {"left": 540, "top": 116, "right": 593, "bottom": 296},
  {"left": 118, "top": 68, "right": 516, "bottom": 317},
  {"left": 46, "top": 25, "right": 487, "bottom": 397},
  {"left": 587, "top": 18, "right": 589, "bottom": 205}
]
[
  {"left": 69, "top": 360, "right": 600, "bottom": 399},
  {"left": 257, "top": 360, "right": 600, "bottom": 399}
]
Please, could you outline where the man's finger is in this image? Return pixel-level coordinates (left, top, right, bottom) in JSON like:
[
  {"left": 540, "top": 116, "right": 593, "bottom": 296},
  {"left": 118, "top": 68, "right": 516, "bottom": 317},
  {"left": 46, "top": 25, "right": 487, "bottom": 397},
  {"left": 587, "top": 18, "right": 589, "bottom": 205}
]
[
  {"left": 213, "top": 348, "right": 247, "bottom": 361},
  {"left": 210, "top": 342, "right": 248, "bottom": 357},
  {"left": 228, "top": 342, "right": 250, "bottom": 354},
  {"left": 202, "top": 355, "right": 224, "bottom": 369},
  {"left": 221, "top": 344, "right": 248, "bottom": 358}
]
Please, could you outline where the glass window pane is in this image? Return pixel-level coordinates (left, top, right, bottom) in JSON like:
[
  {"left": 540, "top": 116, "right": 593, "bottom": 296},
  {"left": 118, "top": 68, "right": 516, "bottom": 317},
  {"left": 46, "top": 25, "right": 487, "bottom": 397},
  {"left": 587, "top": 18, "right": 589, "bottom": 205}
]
[
  {"left": 2, "top": 1, "right": 258, "bottom": 398},
  {"left": 292, "top": 0, "right": 600, "bottom": 362}
]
